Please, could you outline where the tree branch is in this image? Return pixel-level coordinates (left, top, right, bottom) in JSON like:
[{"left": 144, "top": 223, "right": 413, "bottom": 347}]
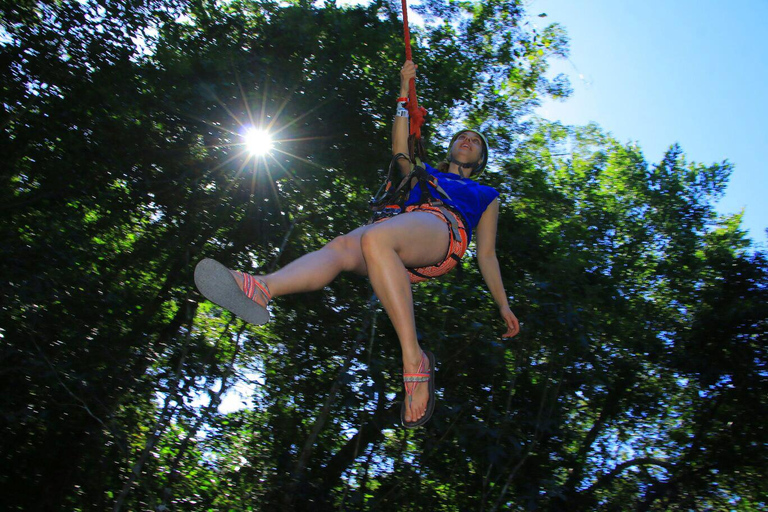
[
  {"left": 30, "top": 334, "right": 120, "bottom": 449},
  {"left": 160, "top": 323, "right": 247, "bottom": 507},
  {"left": 490, "top": 362, "right": 565, "bottom": 512},
  {"left": 585, "top": 457, "right": 674, "bottom": 495},
  {"left": 113, "top": 305, "right": 199, "bottom": 512},
  {"left": 284, "top": 295, "right": 378, "bottom": 509}
]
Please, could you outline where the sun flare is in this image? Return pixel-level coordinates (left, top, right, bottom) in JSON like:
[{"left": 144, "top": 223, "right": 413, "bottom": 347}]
[{"left": 243, "top": 128, "right": 274, "bottom": 156}]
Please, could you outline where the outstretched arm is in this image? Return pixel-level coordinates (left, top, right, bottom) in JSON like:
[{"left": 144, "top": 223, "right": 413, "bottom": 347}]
[
  {"left": 475, "top": 198, "right": 520, "bottom": 338},
  {"left": 392, "top": 60, "right": 416, "bottom": 176}
]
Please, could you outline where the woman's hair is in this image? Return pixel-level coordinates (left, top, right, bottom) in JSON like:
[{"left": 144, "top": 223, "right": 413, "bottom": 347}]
[{"left": 436, "top": 161, "right": 450, "bottom": 173}]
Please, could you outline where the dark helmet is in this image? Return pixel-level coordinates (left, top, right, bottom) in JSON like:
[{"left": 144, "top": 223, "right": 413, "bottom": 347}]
[{"left": 446, "top": 129, "right": 490, "bottom": 177}]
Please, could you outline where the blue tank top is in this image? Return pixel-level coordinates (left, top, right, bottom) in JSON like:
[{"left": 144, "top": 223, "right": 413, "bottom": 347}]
[{"left": 404, "top": 163, "right": 500, "bottom": 243}]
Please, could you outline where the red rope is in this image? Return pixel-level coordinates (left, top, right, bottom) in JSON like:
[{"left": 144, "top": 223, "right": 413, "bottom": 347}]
[{"left": 401, "top": 0, "right": 427, "bottom": 141}]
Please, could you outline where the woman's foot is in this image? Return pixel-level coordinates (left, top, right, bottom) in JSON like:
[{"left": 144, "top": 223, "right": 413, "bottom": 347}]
[
  {"left": 229, "top": 271, "right": 271, "bottom": 308},
  {"left": 402, "top": 351, "right": 436, "bottom": 428},
  {"left": 194, "top": 259, "right": 271, "bottom": 325}
]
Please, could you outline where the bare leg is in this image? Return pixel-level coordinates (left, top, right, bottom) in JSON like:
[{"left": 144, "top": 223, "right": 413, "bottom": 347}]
[
  {"left": 233, "top": 212, "right": 451, "bottom": 424},
  {"left": 232, "top": 225, "right": 371, "bottom": 298},
  {"left": 360, "top": 212, "right": 450, "bottom": 423}
]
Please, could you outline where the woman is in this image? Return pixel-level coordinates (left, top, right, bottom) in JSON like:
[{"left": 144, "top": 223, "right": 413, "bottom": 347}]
[{"left": 195, "top": 60, "right": 520, "bottom": 428}]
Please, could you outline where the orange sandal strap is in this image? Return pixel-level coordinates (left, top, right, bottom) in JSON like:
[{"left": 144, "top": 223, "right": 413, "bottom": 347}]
[
  {"left": 238, "top": 273, "right": 271, "bottom": 306},
  {"left": 403, "top": 351, "right": 430, "bottom": 399}
]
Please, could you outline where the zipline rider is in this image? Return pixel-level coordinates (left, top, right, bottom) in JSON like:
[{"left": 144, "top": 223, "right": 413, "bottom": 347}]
[{"left": 194, "top": 60, "right": 520, "bottom": 429}]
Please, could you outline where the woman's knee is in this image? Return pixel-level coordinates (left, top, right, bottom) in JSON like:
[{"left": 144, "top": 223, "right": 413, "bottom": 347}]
[
  {"left": 360, "top": 226, "right": 395, "bottom": 260},
  {"left": 326, "top": 233, "right": 365, "bottom": 271}
]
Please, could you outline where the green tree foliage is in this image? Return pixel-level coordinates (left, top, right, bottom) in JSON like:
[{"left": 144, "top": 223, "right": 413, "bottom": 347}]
[
  {"left": 497, "top": 123, "right": 767, "bottom": 510},
  {"left": 1, "top": 0, "right": 765, "bottom": 510}
]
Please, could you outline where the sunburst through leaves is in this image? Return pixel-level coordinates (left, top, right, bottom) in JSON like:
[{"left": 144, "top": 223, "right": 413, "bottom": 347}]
[{"left": 243, "top": 127, "right": 274, "bottom": 156}]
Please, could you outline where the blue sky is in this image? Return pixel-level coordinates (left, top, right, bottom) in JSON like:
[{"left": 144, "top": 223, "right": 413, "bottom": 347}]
[{"left": 532, "top": 0, "right": 768, "bottom": 246}]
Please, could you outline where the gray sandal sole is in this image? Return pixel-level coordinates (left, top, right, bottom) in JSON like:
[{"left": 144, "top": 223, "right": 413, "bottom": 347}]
[{"left": 194, "top": 258, "right": 270, "bottom": 326}]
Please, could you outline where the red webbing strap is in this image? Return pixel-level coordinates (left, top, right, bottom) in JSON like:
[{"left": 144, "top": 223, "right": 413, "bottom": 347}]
[{"left": 401, "top": 0, "right": 427, "bottom": 150}]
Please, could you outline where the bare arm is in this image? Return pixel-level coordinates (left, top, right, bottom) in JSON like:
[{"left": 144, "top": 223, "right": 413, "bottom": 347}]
[
  {"left": 475, "top": 198, "right": 520, "bottom": 338},
  {"left": 392, "top": 61, "right": 415, "bottom": 176}
]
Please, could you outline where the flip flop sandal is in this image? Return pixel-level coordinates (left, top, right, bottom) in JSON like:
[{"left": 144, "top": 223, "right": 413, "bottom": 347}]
[
  {"left": 194, "top": 258, "right": 271, "bottom": 325},
  {"left": 401, "top": 350, "right": 436, "bottom": 429}
]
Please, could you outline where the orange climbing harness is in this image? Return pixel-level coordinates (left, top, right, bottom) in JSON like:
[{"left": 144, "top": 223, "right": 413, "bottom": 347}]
[{"left": 374, "top": 203, "right": 468, "bottom": 284}]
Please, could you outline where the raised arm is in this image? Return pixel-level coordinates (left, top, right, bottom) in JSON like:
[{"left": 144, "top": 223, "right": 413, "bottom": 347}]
[
  {"left": 392, "top": 60, "right": 416, "bottom": 176},
  {"left": 475, "top": 198, "right": 520, "bottom": 338}
]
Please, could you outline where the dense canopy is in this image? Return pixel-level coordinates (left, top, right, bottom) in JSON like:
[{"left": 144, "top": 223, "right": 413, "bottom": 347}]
[{"left": 1, "top": 0, "right": 766, "bottom": 510}]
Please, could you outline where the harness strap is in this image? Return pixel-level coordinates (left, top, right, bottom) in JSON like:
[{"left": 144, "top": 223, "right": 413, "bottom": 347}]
[
  {"left": 432, "top": 203, "right": 463, "bottom": 244},
  {"left": 411, "top": 161, "right": 452, "bottom": 204},
  {"left": 371, "top": 155, "right": 453, "bottom": 215}
]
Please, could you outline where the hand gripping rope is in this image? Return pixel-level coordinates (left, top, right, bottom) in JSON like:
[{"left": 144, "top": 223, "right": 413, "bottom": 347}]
[
  {"left": 400, "top": 0, "right": 427, "bottom": 162},
  {"left": 368, "top": 0, "right": 466, "bottom": 283},
  {"left": 370, "top": 0, "right": 444, "bottom": 218}
]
